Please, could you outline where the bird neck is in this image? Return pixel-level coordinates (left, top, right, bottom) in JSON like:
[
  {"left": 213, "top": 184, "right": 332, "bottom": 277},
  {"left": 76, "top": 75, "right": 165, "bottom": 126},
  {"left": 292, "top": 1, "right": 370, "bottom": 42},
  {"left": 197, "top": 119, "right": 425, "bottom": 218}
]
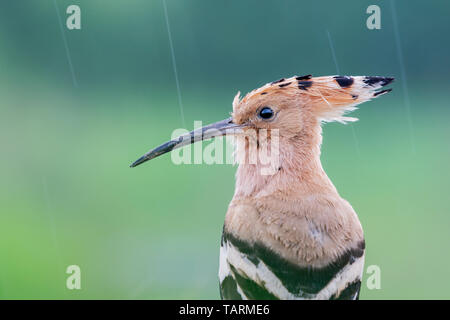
[
  {"left": 227, "top": 121, "right": 364, "bottom": 268},
  {"left": 234, "top": 121, "right": 338, "bottom": 199}
]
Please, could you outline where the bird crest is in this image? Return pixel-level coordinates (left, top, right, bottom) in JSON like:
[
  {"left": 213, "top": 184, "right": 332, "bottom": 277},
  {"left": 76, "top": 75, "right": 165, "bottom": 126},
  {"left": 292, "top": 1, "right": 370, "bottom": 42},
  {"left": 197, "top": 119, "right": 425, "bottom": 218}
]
[{"left": 233, "top": 75, "right": 393, "bottom": 124}]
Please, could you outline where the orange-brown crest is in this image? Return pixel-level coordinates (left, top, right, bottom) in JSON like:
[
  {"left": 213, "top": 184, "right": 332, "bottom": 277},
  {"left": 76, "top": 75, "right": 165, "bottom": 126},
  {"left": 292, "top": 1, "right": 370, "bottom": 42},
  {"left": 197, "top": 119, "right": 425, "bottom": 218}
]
[{"left": 231, "top": 75, "right": 394, "bottom": 135}]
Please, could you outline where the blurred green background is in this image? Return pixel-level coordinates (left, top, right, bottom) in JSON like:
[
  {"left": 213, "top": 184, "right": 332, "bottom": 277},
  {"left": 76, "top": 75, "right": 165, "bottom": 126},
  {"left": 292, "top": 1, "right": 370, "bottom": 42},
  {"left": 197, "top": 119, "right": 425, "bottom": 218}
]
[{"left": 0, "top": 0, "right": 449, "bottom": 299}]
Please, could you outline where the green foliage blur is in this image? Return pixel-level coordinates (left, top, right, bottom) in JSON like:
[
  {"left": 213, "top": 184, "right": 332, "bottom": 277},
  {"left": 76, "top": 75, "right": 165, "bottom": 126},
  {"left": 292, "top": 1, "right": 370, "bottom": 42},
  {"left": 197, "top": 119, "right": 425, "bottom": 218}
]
[{"left": 0, "top": 0, "right": 449, "bottom": 299}]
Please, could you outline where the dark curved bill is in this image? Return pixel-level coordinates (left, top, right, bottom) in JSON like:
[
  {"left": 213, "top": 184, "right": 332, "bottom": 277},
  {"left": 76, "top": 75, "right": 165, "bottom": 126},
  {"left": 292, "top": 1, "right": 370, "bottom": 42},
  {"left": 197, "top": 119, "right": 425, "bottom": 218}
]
[{"left": 130, "top": 117, "right": 242, "bottom": 168}]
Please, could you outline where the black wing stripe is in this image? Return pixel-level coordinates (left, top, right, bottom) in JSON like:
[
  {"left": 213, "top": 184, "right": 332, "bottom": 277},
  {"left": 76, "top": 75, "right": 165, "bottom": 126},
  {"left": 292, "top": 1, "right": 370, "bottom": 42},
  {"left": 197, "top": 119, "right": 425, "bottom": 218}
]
[
  {"left": 220, "top": 275, "right": 243, "bottom": 300},
  {"left": 331, "top": 280, "right": 362, "bottom": 300},
  {"left": 228, "top": 265, "right": 279, "bottom": 300},
  {"left": 223, "top": 231, "right": 365, "bottom": 296}
]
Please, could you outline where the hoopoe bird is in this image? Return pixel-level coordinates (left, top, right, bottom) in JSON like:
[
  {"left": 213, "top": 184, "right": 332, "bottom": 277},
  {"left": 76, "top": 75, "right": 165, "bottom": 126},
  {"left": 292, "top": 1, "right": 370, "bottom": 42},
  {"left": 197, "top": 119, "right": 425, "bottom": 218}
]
[{"left": 130, "top": 75, "right": 393, "bottom": 300}]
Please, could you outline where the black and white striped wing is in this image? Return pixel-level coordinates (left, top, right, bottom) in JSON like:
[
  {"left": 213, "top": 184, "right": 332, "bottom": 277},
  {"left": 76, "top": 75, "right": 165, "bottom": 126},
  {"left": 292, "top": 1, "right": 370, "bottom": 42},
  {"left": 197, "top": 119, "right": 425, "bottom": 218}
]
[{"left": 219, "top": 232, "right": 365, "bottom": 300}]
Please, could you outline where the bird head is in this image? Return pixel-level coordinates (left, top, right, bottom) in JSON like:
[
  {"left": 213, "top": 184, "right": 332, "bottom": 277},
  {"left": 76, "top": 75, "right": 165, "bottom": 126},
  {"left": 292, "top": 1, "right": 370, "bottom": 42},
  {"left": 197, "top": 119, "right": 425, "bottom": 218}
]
[
  {"left": 231, "top": 75, "right": 394, "bottom": 138},
  {"left": 130, "top": 75, "right": 393, "bottom": 168}
]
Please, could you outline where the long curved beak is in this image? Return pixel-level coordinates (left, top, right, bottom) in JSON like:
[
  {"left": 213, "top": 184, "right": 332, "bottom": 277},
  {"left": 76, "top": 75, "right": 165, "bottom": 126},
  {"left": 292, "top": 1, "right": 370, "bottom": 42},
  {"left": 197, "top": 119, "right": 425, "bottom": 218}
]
[{"left": 130, "top": 117, "right": 242, "bottom": 168}]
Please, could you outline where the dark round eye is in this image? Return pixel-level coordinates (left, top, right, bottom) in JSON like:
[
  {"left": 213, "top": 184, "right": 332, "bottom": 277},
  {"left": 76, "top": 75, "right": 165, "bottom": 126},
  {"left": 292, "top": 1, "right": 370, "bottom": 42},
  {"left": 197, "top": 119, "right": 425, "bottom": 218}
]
[{"left": 259, "top": 107, "right": 274, "bottom": 120}]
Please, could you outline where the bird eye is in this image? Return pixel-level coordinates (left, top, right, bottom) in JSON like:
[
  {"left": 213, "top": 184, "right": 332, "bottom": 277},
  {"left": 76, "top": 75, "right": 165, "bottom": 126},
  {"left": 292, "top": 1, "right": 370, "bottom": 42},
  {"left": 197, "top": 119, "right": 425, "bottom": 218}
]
[{"left": 258, "top": 107, "right": 274, "bottom": 120}]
